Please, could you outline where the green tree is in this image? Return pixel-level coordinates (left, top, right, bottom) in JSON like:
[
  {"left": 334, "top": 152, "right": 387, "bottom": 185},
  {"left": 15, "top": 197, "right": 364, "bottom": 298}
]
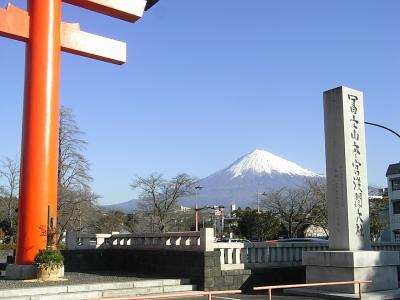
[
  {"left": 369, "top": 196, "right": 388, "bottom": 241},
  {"left": 232, "top": 208, "right": 281, "bottom": 241}
]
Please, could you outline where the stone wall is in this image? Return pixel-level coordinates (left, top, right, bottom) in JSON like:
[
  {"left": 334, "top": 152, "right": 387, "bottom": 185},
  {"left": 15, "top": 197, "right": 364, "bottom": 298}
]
[
  {"left": 63, "top": 249, "right": 305, "bottom": 291},
  {"left": 63, "top": 249, "right": 207, "bottom": 289}
]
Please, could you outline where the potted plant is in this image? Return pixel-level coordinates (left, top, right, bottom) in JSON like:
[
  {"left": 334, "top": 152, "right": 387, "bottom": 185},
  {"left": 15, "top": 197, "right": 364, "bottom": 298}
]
[
  {"left": 34, "top": 217, "right": 64, "bottom": 280},
  {"left": 34, "top": 249, "right": 64, "bottom": 280}
]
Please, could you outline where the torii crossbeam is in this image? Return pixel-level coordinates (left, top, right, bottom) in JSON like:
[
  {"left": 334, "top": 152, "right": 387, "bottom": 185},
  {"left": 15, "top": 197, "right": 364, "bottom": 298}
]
[{"left": 0, "top": 0, "right": 156, "bottom": 266}]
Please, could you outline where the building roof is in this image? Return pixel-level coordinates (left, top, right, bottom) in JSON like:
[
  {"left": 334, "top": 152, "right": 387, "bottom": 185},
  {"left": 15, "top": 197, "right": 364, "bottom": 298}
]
[{"left": 386, "top": 163, "right": 400, "bottom": 176}]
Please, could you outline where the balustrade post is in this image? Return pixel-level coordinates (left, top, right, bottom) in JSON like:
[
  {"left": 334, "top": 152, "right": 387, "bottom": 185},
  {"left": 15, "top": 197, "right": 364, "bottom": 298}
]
[
  {"left": 220, "top": 249, "right": 225, "bottom": 266},
  {"left": 256, "top": 248, "right": 262, "bottom": 264},
  {"left": 241, "top": 248, "right": 248, "bottom": 263},
  {"left": 227, "top": 248, "right": 233, "bottom": 264},
  {"left": 200, "top": 228, "right": 214, "bottom": 252}
]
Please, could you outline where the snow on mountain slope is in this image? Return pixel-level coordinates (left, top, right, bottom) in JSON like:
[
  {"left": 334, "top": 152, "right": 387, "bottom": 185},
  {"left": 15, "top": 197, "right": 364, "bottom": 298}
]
[
  {"left": 181, "top": 149, "right": 322, "bottom": 209},
  {"left": 102, "top": 150, "right": 384, "bottom": 213},
  {"left": 227, "top": 149, "right": 319, "bottom": 178}
]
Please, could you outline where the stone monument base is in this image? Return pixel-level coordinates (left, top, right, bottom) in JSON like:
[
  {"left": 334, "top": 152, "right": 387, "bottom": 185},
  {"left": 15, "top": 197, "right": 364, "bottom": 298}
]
[
  {"left": 285, "top": 287, "right": 400, "bottom": 300},
  {"left": 303, "top": 251, "right": 399, "bottom": 293},
  {"left": 5, "top": 264, "right": 38, "bottom": 280}
]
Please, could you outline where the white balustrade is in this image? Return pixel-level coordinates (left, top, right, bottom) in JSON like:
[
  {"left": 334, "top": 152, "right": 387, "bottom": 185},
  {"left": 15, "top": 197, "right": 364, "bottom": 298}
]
[
  {"left": 215, "top": 242, "right": 245, "bottom": 270},
  {"left": 372, "top": 242, "right": 400, "bottom": 251},
  {"left": 66, "top": 228, "right": 214, "bottom": 252},
  {"left": 214, "top": 241, "right": 329, "bottom": 270},
  {"left": 65, "top": 231, "right": 400, "bottom": 272},
  {"left": 65, "top": 232, "right": 112, "bottom": 250}
]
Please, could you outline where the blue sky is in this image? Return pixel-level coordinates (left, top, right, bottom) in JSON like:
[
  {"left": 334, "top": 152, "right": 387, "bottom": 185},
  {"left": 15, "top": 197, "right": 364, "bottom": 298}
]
[{"left": 0, "top": 0, "right": 399, "bottom": 205}]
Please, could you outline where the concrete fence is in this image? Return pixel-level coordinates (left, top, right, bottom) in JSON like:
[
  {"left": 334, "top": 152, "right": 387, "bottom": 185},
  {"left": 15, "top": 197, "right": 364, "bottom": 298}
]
[
  {"left": 66, "top": 228, "right": 214, "bottom": 251},
  {"left": 66, "top": 230, "right": 400, "bottom": 271},
  {"left": 372, "top": 242, "right": 400, "bottom": 251},
  {"left": 216, "top": 242, "right": 329, "bottom": 270}
]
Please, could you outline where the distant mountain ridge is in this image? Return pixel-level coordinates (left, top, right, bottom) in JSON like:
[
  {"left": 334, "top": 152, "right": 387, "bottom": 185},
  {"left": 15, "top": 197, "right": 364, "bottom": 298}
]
[
  {"left": 101, "top": 199, "right": 137, "bottom": 214},
  {"left": 182, "top": 149, "right": 321, "bottom": 209},
  {"left": 101, "top": 149, "right": 384, "bottom": 214}
]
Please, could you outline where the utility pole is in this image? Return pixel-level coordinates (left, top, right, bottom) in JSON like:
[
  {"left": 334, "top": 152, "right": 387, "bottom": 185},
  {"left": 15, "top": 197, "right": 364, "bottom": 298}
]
[
  {"left": 257, "top": 191, "right": 266, "bottom": 214},
  {"left": 195, "top": 185, "right": 203, "bottom": 231}
]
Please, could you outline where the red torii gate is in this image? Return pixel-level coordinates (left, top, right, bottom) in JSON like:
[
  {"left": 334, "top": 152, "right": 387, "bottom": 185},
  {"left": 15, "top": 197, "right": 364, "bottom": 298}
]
[{"left": 0, "top": 0, "right": 157, "bottom": 265}]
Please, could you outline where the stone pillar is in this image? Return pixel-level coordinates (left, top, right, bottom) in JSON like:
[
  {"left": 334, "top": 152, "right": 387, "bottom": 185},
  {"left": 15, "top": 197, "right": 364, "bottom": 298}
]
[
  {"left": 200, "top": 228, "right": 215, "bottom": 252},
  {"left": 302, "top": 86, "right": 399, "bottom": 294},
  {"left": 324, "top": 86, "right": 370, "bottom": 250}
]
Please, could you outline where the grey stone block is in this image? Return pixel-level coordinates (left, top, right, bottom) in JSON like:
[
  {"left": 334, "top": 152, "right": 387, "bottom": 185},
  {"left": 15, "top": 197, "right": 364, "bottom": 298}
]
[
  {"left": 304, "top": 250, "right": 399, "bottom": 292},
  {"left": 224, "top": 276, "right": 234, "bottom": 285},
  {"left": 212, "top": 267, "right": 221, "bottom": 276},
  {"left": 214, "top": 276, "right": 223, "bottom": 287},
  {"left": 303, "top": 251, "right": 399, "bottom": 267},
  {"left": 285, "top": 287, "right": 400, "bottom": 300},
  {"left": 0, "top": 286, "right": 68, "bottom": 298},
  {"left": 67, "top": 281, "right": 133, "bottom": 292},
  {"left": 163, "top": 285, "right": 195, "bottom": 293},
  {"left": 5, "top": 264, "right": 38, "bottom": 280},
  {"left": 307, "top": 265, "right": 398, "bottom": 293},
  {"left": 133, "top": 279, "right": 163, "bottom": 288},
  {"left": 204, "top": 259, "right": 215, "bottom": 268},
  {"left": 204, "top": 277, "right": 215, "bottom": 288},
  {"left": 30, "top": 291, "right": 102, "bottom": 300},
  {"left": 204, "top": 269, "right": 212, "bottom": 277},
  {"left": 102, "top": 286, "right": 164, "bottom": 297},
  {"left": 180, "top": 278, "right": 191, "bottom": 284}
]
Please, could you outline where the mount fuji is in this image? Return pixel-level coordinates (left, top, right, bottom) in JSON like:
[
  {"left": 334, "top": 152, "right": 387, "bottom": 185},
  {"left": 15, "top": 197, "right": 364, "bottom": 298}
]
[
  {"left": 102, "top": 149, "right": 384, "bottom": 214},
  {"left": 102, "top": 149, "right": 322, "bottom": 213},
  {"left": 185, "top": 149, "right": 322, "bottom": 209}
]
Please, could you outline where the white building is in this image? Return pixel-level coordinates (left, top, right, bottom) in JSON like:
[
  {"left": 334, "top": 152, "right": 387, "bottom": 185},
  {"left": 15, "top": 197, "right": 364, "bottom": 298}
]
[
  {"left": 179, "top": 206, "right": 191, "bottom": 212},
  {"left": 387, "top": 163, "right": 400, "bottom": 241},
  {"left": 304, "top": 225, "right": 328, "bottom": 239}
]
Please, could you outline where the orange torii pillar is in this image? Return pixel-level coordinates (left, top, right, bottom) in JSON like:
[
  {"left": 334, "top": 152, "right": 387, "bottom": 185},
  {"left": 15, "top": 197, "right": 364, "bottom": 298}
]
[
  {"left": 0, "top": 0, "right": 157, "bottom": 278},
  {"left": 17, "top": 0, "right": 61, "bottom": 266}
]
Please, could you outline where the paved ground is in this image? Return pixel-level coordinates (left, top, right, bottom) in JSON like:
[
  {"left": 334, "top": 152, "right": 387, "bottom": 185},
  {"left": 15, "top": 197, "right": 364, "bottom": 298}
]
[
  {"left": 0, "top": 272, "right": 324, "bottom": 299},
  {"left": 0, "top": 272, "right": 171, "bottom": 288},
  {"left": 150, "top": 293, "right": 323, "bottom": 300}
]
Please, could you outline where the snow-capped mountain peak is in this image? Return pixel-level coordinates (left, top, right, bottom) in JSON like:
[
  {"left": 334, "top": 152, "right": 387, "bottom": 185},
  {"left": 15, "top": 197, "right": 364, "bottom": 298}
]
[{"left": 226, "top": 149, "right": 319, "bottom": 178}]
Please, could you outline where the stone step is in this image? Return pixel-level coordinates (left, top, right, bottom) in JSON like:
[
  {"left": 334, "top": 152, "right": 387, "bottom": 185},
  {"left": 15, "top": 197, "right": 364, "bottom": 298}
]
[
  {"left": 102, "top": 284, "right": 196, "bottom": 298},
  {"left": 0, "top": 279, "right": 195, "bottom": 300}
]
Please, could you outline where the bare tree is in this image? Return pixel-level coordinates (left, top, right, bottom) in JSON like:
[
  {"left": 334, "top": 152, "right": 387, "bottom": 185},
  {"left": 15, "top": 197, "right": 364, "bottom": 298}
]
[
  {"left": 58, "top": 107, "right": 92, "bottom": 192},
  {"left": 261, "top": 179, "right": 326, "bottom": 238},
  {"left": 57, "top": 107, "right": 97, "bottom": 242},
  {"left": 57, "top": 189, "right": 99, "bottom": 243},
  {"left": 0, "top": 157, "right": 19, "bottom": 242},
  {"left": 307, "top": 179, "right": 328, "bottom": 236},
  {"left": 93, "top": 210, "right": 129, "bottom": 233},
  {"left": 131, "top": 173, "right": 196, "bottom": 232}
]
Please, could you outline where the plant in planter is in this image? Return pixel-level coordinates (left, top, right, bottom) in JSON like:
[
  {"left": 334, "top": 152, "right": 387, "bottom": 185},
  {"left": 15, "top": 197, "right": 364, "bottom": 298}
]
[
  {"left": 34, "top": 211, "right": 64, "bottom": 280},
  {"left": 34, "top": 249, "right": 64, "bottom": 279}
]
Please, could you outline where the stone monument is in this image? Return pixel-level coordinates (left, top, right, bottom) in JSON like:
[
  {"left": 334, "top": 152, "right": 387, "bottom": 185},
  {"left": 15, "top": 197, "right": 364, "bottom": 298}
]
[{"left": 303, "top": 86, "right": 399, "bottom": 293}]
